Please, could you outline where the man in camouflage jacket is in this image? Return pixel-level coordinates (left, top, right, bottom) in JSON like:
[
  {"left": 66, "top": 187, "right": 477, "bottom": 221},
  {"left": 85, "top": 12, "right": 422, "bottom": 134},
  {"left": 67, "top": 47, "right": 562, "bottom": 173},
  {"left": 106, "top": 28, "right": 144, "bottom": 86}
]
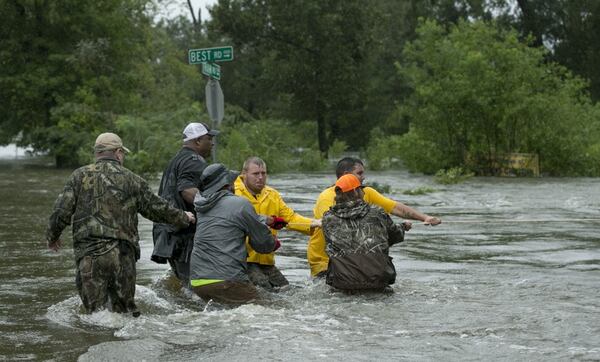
[
  {"left": 322, "top": 174, "right": 408, "bottom": 291},
  {"left": 46, "top": 133, "right": 195, "bottom": 316}
]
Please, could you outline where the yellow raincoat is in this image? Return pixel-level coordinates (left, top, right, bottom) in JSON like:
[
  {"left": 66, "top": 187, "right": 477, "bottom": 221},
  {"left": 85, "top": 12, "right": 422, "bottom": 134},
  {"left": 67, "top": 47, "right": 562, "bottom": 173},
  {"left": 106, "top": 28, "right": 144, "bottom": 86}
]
[
  {"left": 235, "top": 176, "right": 313, "bottom": 265},
  {"left": 307, "top": 185, "right": 396, "bottom": 276}
]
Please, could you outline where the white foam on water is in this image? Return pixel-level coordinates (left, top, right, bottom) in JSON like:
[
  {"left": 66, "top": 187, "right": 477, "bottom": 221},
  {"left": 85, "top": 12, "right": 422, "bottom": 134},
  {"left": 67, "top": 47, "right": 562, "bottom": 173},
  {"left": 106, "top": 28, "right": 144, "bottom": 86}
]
[
  {"left": 45, "top": 295, "right": 84, "bottom": 329},
  {"left": 568, "top": 346, "right": 600, "bottom": 358},
  {"left": 45, "top": 284, "right": 189, "bottom": 331},
  {"left": 3, "top": 331, "right": 50, "bottom": 347},
  {"left": 79, "top": 309, "right": 131, "bottom": 329},
  {"left": 0, "top": 316, "right": 16, "bottom": 326},
  {"left": 79, "top": 338, "right": 169, "bottom": 362},
  {"left": 135, "top": 284, "right": 182, "bottom": 311},
  {"left": 565, "top": 196, "right": 584, "bottom": 209}
]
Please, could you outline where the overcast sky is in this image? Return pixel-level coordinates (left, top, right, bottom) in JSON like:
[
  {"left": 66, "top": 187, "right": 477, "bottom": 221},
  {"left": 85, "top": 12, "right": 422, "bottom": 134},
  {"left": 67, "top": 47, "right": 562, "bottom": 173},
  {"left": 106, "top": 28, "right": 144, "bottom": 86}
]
[{"left": 158, "top": 0, "right": 217, "bottom": 21}]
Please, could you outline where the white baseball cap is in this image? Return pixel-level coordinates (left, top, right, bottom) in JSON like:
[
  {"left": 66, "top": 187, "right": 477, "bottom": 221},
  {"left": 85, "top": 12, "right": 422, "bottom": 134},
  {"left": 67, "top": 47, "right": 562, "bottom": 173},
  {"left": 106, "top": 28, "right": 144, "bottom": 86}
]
[{"left": 182, "top": 122, "right": 220, "bottom": 142}]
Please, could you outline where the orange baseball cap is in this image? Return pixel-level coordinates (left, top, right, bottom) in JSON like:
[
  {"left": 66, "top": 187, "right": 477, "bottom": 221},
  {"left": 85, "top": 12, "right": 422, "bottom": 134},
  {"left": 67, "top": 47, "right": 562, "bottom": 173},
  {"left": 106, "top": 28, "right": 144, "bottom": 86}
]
[{"left": 335, "top": 174, "right": 361, "bottom": 192}]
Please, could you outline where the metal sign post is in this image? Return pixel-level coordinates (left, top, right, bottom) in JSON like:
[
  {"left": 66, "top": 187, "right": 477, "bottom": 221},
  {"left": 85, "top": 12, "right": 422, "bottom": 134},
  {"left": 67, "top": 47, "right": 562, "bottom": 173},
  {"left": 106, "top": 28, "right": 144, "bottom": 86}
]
[
  {"left": 205, "top": 78, "right": 224, "bottom": 125},
  {"left": 188, "top": 45, "right": 233, "bottom": 163},
  {"left": 205, "top": 79, "right": 224, "bottom": 162}
]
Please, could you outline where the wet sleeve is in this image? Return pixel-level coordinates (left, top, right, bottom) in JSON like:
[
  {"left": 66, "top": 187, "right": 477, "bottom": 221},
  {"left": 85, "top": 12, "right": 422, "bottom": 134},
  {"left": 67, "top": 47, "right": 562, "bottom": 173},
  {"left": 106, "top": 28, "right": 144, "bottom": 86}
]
[
  {"left": 382, "top": 213, "right": 405, "bottom": 246},
  {"left": 177, "top": 157, "right": 205, "bottom": 192},
  {"left": 307, "top": 189, "right": 334, "bottom": 276},
  {"left": 137, "top": 178, "right": 189, "bottom": 228},
  {"left": 276, "top": 192, "right": 312, "bottom": 234},
  {"left": 313, "top": 188, "right": 335, "bottom": 219},
  {"left": 364, "top": 187, "right": 396, "bottom": 214},
  {"left": 46, "top": 173, "right": 77, "bottom": 243},
  {"left": 321, "top": 212, "right": 336, "bottom": 253},
  {"left": 241, "top": 201, "right": 276, "bottom": 254}
]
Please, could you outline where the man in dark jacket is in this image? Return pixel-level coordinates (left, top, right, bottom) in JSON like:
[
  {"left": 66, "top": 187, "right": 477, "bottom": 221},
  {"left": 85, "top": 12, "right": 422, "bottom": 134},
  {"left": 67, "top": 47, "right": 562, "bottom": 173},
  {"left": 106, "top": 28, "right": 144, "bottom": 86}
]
[
  {"left": 152, "top": 122, "right": 219, "bottom": 286},
  {"left": 46, "top": 133, "right": 195, "bottom": 316},
  {"left": 190, "top": 163, "right": 277, "bottom": 305},
  {"left": 322, "top": 174, "right": 408, "bottom": 292}
]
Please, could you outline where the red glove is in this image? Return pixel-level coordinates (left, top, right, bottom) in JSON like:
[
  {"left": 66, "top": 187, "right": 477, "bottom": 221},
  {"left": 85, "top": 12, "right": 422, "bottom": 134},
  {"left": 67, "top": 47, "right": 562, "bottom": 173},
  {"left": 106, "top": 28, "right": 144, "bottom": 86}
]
[
  {"left": 273, "top": 237, "right": 281, "bottom": 251},
  {"left": 269, "top": 216, "right": 288, "bottom": 230}
]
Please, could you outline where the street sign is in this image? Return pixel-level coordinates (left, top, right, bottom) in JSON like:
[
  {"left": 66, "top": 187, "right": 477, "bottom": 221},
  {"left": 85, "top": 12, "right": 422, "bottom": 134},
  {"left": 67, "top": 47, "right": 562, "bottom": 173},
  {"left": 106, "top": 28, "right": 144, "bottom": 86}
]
[
  {"left": 188, "top": 46, "right": 234, "bottom": 64},
  {"left": 201, "top": 62, "right": 221, "bottom": 80},
  {"left": 205, "top": 79, "right": 224, "bottom": 124}
]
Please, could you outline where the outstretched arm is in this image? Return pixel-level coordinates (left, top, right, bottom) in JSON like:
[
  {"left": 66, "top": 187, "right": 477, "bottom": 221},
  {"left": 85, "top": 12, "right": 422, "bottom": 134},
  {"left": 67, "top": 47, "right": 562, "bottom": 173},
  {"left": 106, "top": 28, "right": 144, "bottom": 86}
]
[
  {"left": 365, "top": 186, "right": 441, "bottom": 225},
  {"left": 391, "top": 202, "right": 441, "bottom": 225}
]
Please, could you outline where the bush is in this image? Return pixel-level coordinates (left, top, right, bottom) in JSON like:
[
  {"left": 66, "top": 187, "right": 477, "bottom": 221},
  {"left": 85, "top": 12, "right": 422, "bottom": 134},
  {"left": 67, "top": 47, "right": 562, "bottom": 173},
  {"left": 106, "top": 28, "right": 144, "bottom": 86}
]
[
  {"left": 329, "top": 139, "right": 348, "bottom": 159},
  {"left": 403, "top": 186, "right": 437, "bottom": 195},
  {"left": 366, "top": 127, "right": 447, "bottom": 174},
  {"left": 368, "top": 181, "right": 391, "bottom": 194},
  {"left": 297, "top": 148, "right": 328, "bottom": 171},
  {"left": 217, "top": 119, "right": 326, "bottom": 173},
  {"left": 397, "top": 19, "right": 600, "bottom": 176},
  {"left": 434, "top": 167, "right": 474, "bottom": 184},
  {"left": 365, "top": 128, "right": 403, "bottom": 170},
  {"left": 395, "top": 130, "right": 447, "bottom": 174}
]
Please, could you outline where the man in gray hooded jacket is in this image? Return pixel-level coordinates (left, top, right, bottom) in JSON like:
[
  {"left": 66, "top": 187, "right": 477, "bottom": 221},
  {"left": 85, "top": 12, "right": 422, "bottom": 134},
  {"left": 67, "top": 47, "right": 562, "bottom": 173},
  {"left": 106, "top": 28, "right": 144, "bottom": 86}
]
[{"left": 189, "top": 163, "right": 277, "bottom": 304}]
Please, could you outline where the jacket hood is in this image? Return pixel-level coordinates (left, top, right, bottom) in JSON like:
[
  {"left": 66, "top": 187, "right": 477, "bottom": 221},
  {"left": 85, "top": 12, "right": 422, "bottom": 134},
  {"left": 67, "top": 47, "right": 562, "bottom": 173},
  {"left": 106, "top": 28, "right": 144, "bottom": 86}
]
[
  {"left": 329, "top": 200, "right": 370, "bottom": 219},
  {"left": 194, "top": 190, "right": 231, "bottom": 213}
]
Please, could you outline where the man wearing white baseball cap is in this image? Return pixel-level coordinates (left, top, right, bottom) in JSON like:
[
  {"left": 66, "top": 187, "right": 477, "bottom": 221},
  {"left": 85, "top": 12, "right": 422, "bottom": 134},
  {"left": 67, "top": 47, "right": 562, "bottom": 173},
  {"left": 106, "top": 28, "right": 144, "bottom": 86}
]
[
  {"left": 152, "top": 122, "right": 220, "bottom": 287},
  {"left": 182, "top": 122, "right": 220, "bottom": 142}
]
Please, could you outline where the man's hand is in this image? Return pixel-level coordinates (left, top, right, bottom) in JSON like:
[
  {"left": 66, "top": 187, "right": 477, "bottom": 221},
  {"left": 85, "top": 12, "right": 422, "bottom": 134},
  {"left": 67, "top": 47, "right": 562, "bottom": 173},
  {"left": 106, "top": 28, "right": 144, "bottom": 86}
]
[
  {"left": 310, "top": 219, "right": 322, "bottom": 228},
  {"left": 48, "top": 239, "right": 62, "bottom": 251},
  {"left": 423, "top": 216, "right": 441, "bottom": 226},
  {"left": 268, "top": 216, "right": 288, "bottom": 230},
  {"left": 185, "top": 211, "right": 196, "bottom": 224},
  {"left": 273, "top": 237, "right": 282, "bottom": 251}
]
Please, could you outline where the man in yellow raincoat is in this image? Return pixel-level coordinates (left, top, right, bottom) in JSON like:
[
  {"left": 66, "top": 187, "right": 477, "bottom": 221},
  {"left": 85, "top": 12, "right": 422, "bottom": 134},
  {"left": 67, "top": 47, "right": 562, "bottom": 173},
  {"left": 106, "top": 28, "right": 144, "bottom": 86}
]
[
  {"left": 307, "top": 157, "right": 442, "bottom": 277},
  {"left": 235, "top": 156, "right": 321, "bottom": 289}
]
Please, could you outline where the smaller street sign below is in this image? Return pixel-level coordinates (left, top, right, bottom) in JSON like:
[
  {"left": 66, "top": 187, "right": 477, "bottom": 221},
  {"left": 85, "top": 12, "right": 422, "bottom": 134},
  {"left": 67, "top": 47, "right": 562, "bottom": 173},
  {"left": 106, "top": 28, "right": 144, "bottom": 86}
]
[
  {"left": 202, "top": 62, "right": 221, "bottom": 80},
  {"left": 188, "top": 46, "right": 234, "bottom": 64}
]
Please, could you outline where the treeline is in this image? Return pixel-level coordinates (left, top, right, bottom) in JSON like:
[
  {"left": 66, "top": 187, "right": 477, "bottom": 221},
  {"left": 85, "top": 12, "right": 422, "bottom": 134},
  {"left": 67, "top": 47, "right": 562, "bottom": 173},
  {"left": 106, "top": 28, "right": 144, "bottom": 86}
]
[{"left": 1, "top": 0, "right": 599, "bottom": 176}]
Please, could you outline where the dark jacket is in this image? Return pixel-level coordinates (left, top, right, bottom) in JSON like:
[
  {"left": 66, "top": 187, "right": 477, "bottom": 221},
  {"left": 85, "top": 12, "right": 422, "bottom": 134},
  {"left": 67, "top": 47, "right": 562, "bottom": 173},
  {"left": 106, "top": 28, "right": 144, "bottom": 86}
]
[
  {"left": 46, "top": 158, "right": 190, "bottom": 262},
  {"left": 322, "top": 200, "right": 405, "bottom": 290},
  {"left": 190, "top": 190, "right": 276, "bottom": 282},
  {"left": 152, "top": 147, "right": 207, "bottom": 263}
]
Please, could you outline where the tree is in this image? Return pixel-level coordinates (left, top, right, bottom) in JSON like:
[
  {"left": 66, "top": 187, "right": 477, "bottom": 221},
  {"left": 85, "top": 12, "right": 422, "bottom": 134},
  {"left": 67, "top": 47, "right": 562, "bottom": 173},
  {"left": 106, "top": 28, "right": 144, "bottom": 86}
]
[
  {"left": 0, "top": 0, "right": 206, "bottom": 167},
  {"left": 395, "top": 20, "right": 600, "bottom": 175},
  {"left": 208, "top": 0, "right": 371, "bottom": 155},
  {"left": 494, "top": 0, "right": 600, "bottom": 101}
]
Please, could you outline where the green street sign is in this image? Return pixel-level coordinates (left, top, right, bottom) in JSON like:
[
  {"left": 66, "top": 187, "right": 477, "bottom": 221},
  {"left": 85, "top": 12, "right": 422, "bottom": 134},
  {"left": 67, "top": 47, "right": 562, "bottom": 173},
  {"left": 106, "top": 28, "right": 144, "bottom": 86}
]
[
  {"left": 202, "top": 62, "right": 221, "bottom": 80},
  {"left": 188, "top": 46, "right": 234, "bottom": 64}
]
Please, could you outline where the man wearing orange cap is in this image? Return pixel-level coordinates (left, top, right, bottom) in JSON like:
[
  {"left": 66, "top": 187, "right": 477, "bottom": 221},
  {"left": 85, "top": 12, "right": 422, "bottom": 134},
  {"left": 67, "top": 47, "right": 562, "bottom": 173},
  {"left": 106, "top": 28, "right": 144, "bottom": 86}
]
[
  {"left": 322, "top": 174, "right": 408, "bottom": 291},
  {"left": 308, "top": 157, "right": 441, "bottom": 277},
  {"left": 46, "top": 132, "right": 195, "bottom": 316}
]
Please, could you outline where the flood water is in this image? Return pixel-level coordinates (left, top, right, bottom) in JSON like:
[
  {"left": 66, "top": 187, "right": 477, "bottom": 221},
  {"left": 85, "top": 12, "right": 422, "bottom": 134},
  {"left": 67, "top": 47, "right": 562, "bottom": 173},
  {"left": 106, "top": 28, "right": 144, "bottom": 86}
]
[{"left": 1, "top": 160, "right": 599, "bottom": 361}]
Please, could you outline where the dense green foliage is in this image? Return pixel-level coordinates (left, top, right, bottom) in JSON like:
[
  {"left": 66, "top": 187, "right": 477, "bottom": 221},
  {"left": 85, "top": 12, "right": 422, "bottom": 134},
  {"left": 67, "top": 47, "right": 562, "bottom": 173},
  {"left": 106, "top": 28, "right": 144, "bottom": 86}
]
[
  {"left": 370, "top": 20, "right": 600, "bottom": 176},
  {"left": 434, "top": 167, "right": 475, "bottom": 185},
  {"left": 1, "top": 0, "right": 599, "bottom": 176},
  {"left": 209, "top": 0, "right": 372, "bottom": 154},
  {"left": 217, "top": 118, "right": 327, "bottom": 173}
]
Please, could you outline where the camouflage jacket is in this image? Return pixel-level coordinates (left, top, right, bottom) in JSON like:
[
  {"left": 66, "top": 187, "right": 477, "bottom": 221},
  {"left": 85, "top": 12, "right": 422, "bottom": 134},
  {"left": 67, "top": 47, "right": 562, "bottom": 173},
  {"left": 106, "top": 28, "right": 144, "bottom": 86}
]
[
  {"left": 322, "top": 200, "right": 405, "bottom": 290},
  {"left": 46, "top": 158, "right": 190, "bottom": 262}
]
